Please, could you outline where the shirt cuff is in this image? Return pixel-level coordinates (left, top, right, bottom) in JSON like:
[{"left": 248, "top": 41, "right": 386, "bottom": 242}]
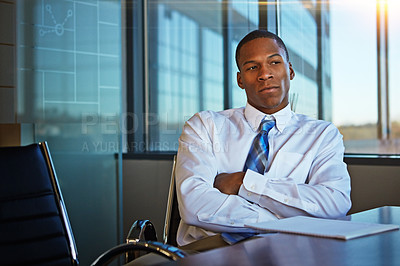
[
  {"left": 239, "top": 170, "right": 319, "bottom": 214},
  {"left": 238, "top": 169, "right": 268, "bottom": 203}
]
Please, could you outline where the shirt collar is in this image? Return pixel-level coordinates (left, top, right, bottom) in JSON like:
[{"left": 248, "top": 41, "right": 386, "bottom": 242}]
[{"left": 244, "top": 102, "right": 293, "bottom": 133}]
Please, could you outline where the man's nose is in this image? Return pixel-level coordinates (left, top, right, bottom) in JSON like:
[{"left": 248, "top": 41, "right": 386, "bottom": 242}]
[{"left": 258, "top": 66, "right": 273, "bottom": 80}]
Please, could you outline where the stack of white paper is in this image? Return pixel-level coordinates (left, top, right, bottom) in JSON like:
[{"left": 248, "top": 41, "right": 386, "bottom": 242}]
[{"left": 245, "top": 216, "right": 399, "bottom": 240}]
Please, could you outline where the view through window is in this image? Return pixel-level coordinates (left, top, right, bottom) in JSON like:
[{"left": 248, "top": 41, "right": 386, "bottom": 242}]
[
  {"left": 145, "top": 0, "right": 260, "bottom": 151},
  {"left": 330, "top": 0, "right": 399, "bottom": 154},
  {"left": 130, "top": 0, "right": 400, "bottom": 155}
]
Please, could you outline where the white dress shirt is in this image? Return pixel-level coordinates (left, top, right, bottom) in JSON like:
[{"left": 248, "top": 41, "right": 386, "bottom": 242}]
[{"left": 175, "top": 103, "right": 351, "bottom": 246}]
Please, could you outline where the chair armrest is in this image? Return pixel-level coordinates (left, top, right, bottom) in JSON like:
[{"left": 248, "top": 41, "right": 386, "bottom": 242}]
[
  {"left": 126, "top": 219, "right": 158, "bottom": 242},
  {"left": 90, "top": 240, "right": 188, "bottom": 266}
]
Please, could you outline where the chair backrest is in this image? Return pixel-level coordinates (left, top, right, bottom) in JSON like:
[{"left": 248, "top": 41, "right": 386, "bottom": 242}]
[
  {"left": 0, "top": 142, "right": 78, "bottom": 265},
  {"left": 162, "top": 155, "right": 180, "bottom": 246},
  {"left": 114, "top": 155, "right": 187, "bottom": 264}
]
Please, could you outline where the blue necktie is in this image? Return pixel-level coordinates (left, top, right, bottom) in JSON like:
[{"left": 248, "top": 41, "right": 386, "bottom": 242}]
[{"left": 243, "top": 119, "right": 275, "bottom": 174}]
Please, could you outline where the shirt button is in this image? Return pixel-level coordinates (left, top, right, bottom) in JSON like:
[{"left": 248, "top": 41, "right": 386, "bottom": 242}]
[
  {"left": 251, "top": 185, "right": 255, "bottom": 190},
  {"left": 247, "top": 192, "right": 252, "bottom": 196},
  {"left": 230, "top": 221, "right": 235, "bottom": 225},
  {"left": 284, "top": 198, "right": 289, "bottom": 203}
]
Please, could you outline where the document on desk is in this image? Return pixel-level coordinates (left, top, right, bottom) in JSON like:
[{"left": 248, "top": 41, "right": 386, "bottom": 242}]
[{"left": 245, "top": 216, "right": 399, "bottom": 240}]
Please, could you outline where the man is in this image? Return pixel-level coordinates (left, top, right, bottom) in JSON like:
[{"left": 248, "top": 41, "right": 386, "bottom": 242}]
[{"left": 175, "top": 30, "right": 351, "bottom": 247}]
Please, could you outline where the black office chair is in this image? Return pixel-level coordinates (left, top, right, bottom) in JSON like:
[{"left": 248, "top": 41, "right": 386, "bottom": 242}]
[{"left": 0, "top": 143, "right": 186, "bottom": 265}]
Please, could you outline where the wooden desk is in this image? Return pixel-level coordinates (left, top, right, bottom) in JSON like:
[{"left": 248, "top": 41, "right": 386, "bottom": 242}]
[{"left": 164, "top": 206, "right": 400, "bottom": 266}]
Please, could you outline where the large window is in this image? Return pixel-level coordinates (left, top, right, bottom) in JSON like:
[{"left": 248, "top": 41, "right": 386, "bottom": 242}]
[
  {"left": 330, "top": 0, "right": 378, "bottom": 153},
  {"left": 388, "top": 0, "right": 400, "bottom": 152},
  {"left": 148, "top": 3, "right": 224, "bottom": 151},
  {"left": 128, "top": 0, "right": 400, "bottom": 155},
  {"left": 330, "top": 0, "right": 399, "bottom": 154},
  {"left": 279, "top": 0, "right": 321, "bottom": 119},
  {"left": 128, "top": 0, "right": 264, "bottom": 152}
]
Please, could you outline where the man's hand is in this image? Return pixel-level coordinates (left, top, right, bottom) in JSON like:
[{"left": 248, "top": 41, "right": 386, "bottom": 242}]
[{"left": 214, "top": 172, "right": 245, "bottom": 195}]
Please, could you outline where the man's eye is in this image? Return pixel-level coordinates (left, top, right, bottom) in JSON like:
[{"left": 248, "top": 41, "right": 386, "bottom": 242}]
[
  {"left": 247, "top": 66, "right": 257, "bottom": 70},
  {"left": 271, "top": 61, "right": 281, "bottom": 65}
]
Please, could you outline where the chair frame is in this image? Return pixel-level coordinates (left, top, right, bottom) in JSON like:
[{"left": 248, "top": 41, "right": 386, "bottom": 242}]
[
  {"left": 163, "top": 155, "right": 178, "bottom": 245},
  {"left": 40, "top": 142, "right": 79, "bottom": 265},
  {"left": 91, "top": 239, "right": 187, "bottom": 266}
]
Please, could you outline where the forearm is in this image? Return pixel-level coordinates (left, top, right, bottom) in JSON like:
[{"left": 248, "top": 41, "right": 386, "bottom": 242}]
[
  {"left": 238, "top": 147, "right": 351, "bottom": 218},
  {"left": 176, "top": 141, "right": 278, "bottom": 232},
  {"left": 239, "top": 173, "right": 351, "bottom": 218},
  {"left": 213, "top": 172, "right": 245, "bottom": 195},
  {"left": 176, "top": 159, "right": 277, "bottom": 231}
]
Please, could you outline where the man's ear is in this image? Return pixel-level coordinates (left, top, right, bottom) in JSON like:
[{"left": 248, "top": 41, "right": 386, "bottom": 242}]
[
  {"left": 237, "top": 72, "right": 244, "bottom": 89},
  {"left": 289, "top": 62, "right": 295, "bottom": 80}
]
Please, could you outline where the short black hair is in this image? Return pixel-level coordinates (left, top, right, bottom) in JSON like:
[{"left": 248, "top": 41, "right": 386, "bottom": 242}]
[{"left": 235, "top": 30, "right": 290, "bottom": 70}]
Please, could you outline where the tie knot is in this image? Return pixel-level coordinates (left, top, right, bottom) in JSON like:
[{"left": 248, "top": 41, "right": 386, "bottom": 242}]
[{"left": 260, "top": 119, "right": 275, "bottom": 133}]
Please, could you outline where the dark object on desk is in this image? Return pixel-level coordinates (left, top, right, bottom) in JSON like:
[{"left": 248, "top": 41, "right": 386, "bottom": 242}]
[
  {"left": 221, "top": 232, "right": 259, "bottom": 245},
  {"left": 0, "top": 142, "right": 187, "bottom": 266}
]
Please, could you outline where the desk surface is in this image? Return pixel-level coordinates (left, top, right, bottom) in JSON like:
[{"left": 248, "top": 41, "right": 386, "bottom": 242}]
[{"left": 163, "top": 206, "right": 400, "bottom": 266}]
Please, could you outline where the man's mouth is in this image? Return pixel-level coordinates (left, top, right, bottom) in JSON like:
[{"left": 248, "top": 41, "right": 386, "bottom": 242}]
[{"left": 259, "top": 86, "right": 279, "bottom": 92}]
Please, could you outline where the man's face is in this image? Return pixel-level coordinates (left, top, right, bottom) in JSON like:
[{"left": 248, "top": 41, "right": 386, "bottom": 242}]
[{"left": 237, "top": 37, "right": 295, "bottom": 114}]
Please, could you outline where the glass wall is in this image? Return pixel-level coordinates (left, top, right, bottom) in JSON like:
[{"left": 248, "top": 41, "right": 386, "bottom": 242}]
[{"left": 16, "top": 0, "right": 122, "bottom": 264}]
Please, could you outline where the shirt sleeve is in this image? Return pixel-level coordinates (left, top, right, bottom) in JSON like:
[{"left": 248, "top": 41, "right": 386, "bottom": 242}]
[
  {"left": 238, "top": 124, "right": 352, "bottom": 219},
  {"left": 175, "top": 113, "right": 278, "bottom": 233}
]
